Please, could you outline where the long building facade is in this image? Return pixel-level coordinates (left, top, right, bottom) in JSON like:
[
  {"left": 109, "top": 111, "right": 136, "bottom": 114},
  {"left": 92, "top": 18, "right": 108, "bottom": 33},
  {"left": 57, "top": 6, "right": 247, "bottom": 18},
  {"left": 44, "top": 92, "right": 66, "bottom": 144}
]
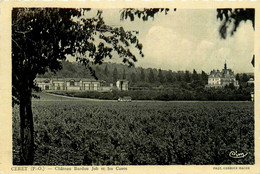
[
  {"left": 35, "top": 78, "right": 101, "bottom": 91},
  {"left": 205, "top": 62, "right": 239, "bottom": 88},
  {"left": 35, "top": 78, "right": 129, "bottom": 91}
]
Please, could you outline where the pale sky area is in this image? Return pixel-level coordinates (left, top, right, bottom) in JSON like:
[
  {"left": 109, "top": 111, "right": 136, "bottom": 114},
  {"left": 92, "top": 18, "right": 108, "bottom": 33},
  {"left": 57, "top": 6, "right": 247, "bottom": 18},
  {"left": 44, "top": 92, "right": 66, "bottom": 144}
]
[{"left": 69, "top": 9, "right": 254, "bottom": 73}]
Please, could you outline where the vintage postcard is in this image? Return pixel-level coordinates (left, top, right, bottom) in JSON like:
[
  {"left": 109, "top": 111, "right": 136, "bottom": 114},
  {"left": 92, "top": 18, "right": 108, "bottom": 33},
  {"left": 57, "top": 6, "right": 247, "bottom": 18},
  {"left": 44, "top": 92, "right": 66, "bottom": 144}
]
[{"left": 0, "top": 1, "right": 259, "bottom": 173}]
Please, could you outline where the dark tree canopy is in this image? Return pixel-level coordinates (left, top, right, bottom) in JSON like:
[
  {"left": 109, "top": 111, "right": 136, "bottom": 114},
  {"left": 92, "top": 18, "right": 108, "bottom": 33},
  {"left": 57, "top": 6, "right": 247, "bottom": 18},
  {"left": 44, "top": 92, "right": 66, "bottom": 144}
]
[
  {"left": 12, "top": 8, "right": 145, "bottom": 106},
  {"left": 120, "top": 8, "right": 173, "bottom": 21},
  {"left": 217, "top": 8, "right": 254, "bottom": 39}
]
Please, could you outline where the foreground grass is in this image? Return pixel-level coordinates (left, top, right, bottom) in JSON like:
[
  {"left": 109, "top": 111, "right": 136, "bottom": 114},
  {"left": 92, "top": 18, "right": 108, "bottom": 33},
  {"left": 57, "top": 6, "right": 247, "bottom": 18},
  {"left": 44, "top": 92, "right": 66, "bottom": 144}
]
[{"left": 13, "top": 99, "right": 254, "bottom": 165}]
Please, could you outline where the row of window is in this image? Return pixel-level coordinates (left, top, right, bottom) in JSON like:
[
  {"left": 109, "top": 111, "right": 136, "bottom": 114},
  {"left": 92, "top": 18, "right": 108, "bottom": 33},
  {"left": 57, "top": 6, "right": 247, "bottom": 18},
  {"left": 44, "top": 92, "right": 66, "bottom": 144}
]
[
  {"left": 209, "top": 78, "right": 236, "bottom": 81},
  {"left": 44, "top": 85, "right": 100, "bottom": 90},
  {"left": 40, "top": 82, "right": 100, "bottom": 87}
]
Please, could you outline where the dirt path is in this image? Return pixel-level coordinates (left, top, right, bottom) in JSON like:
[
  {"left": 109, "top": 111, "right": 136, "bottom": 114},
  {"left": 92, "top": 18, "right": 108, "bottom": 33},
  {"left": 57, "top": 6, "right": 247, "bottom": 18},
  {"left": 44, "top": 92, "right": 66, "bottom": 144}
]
[{"left": 32, "top": 92, "right": 116, "bottom": 102}]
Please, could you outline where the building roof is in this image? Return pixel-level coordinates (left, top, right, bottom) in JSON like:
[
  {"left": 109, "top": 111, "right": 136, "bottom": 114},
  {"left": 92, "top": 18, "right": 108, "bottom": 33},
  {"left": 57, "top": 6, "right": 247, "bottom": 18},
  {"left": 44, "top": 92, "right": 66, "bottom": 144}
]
[
  {"left": 117, "top": 79, "right": 129, "bottom": 82},
  {"left": 208, "top": 62, "right": 235, "bottom": 78},
  {"left": 34, "top": 78, "right": 51, "bottom": 83},
  {"left": 63, "top": 78, "right": 98, "bottom": 82},
  {"left": 35, "top": 78, "right": 99, "bottom": 82}
]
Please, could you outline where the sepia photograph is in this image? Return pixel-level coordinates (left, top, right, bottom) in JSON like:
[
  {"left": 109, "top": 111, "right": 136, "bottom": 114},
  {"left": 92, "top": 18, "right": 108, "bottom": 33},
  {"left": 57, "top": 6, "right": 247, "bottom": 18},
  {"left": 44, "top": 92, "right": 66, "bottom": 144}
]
[{"left": 10, "top": 6, "right": 256, "bottom": 168}]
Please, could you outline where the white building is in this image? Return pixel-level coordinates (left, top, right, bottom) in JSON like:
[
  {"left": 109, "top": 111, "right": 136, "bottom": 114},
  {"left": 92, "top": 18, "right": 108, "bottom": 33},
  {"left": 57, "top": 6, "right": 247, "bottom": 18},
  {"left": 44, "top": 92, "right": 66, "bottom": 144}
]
[
  {"left": 116, "top": 80, "right": 129, "bottom": 91},
  {"left": 35, "top": 78, "right": 102, "bottom": 91},
  {"left": 205, "top": 62, "right": 239, "bottom": 88}
]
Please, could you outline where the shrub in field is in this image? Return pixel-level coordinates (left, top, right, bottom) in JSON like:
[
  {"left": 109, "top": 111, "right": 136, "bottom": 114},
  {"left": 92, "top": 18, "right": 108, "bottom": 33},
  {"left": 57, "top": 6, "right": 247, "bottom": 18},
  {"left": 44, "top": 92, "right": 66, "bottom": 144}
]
[{"left": 49, "top": 86, "right": 252, "bottom": 101}]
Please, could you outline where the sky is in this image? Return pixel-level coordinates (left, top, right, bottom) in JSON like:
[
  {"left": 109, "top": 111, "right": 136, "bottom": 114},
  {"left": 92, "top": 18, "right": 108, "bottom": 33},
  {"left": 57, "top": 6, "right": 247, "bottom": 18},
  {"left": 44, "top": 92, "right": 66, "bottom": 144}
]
[{"left": 69, "top": 9, "right": 255, "bottom": 74}]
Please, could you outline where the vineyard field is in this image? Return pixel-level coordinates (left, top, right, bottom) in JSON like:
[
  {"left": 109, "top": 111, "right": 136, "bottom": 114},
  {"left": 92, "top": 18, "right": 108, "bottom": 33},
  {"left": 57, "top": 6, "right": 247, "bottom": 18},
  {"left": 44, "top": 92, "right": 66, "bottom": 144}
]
[{"left": 12, "top": 93, "right": 254, "bottom": 165}]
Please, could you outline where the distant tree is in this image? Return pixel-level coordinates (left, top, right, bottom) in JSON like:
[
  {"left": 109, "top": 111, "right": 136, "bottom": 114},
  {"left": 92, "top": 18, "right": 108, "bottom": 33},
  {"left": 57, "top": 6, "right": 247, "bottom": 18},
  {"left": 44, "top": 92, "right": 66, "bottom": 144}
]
[
  {"left": 158, "top": 69, "right": 165, "bottom": 83},
  {"left": 166, "top": 70, "right": 174, "bottom": 83},
  {"left": 192, "top": 69, "right": 199, "bottom": 81},
  {"left": 40, "top": 69, "right": 53, "bottom": 78},
  {"left": 130, "top": 72, "right": 136, "bottom": 83},
  {"left": 180, "top": 81, "right": 188, "bottom": 89},
  {"left": 122, "top": 68, "right": 126, "bottom": 79},
  {"left": 113, "top": 67, "right": 118, "bottom": 83},
  {"left": 148, "top": 69, "right": 155, "bottom": 83},
  {"left": 65, "top": 62, "right": 77, "bottom": 74},
  {"left": 95, "top": 66, "right": 101, "bottom": 78},
  {"left": 184, "top": 70, "right": 191, "bottom": 83},
  {"left": 104, "top": 65, "right": 109, "bottom": 77},
  {"left": 140, "top": 68, "right": 145, "bottom": 81},
  {"left": 225, "top": 83, "right": 236, "bottom": 90},
  {"left": 176, "top": 73, "right": 182, "bottom": 82},
  {"left": 236, "top": 74, "right": 240, "bottom": 81},
  {"left": 241, "top": 73, "right": 249, "bottom": 83},
  {"left": 201, "top": 71, "right": 208, "bottom": 81}
]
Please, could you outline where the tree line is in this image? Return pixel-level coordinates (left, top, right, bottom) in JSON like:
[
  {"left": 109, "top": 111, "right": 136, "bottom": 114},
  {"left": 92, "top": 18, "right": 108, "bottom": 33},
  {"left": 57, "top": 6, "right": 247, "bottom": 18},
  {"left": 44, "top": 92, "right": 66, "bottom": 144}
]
[
  {"left": 42, "top": 60, "right": 254, "bottom": 102},
  {"left": 38, "top": 61, "right": 209, "bottom": 87},
  {"left": 38, "top": 60, "right": 253, "bottom": 89}
]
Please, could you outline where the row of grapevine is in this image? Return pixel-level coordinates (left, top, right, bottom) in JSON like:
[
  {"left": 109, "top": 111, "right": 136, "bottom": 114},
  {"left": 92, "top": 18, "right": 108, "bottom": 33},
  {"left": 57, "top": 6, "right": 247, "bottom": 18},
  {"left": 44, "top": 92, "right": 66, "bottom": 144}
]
[{"left": 13, "top": 100, "right": 254, "bottom": 165}]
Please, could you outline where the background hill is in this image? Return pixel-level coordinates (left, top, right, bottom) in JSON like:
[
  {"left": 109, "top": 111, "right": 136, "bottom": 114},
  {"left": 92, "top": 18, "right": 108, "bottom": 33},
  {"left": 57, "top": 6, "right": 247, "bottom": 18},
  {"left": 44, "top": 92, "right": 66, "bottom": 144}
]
[
  {"left": 37, "top": 61, "right": 254, "bottom": 101},
  {"left": 37, "top": 61, "right": 209, "bottom": 86}
]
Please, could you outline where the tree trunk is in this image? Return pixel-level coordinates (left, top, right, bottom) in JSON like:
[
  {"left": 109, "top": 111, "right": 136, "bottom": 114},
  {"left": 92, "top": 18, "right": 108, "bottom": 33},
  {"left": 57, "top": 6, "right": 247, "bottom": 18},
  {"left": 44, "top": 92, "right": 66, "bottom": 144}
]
[{"left": 19, "top": 94, "right": 34, "bottom": 165}]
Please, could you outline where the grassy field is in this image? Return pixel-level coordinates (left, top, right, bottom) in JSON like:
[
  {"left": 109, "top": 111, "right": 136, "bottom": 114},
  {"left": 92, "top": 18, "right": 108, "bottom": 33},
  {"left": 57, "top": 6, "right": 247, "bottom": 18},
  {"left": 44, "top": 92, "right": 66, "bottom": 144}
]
[{"left": 13, "top": 93, "right": 254, "bottom": 165}]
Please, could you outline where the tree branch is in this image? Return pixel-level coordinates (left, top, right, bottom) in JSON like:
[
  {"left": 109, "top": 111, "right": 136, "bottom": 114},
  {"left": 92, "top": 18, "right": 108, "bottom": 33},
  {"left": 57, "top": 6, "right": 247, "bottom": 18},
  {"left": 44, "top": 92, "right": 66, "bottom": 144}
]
[{"left": 12, "top": 39, "right": 22, "bottom": 50}]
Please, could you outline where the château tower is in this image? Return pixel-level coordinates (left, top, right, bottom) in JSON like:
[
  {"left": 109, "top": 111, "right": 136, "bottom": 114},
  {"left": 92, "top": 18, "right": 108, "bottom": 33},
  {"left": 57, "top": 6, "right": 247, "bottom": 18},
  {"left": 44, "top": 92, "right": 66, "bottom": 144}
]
[{"left": 206, "top": 60, "right": 239, "bottom": 88}]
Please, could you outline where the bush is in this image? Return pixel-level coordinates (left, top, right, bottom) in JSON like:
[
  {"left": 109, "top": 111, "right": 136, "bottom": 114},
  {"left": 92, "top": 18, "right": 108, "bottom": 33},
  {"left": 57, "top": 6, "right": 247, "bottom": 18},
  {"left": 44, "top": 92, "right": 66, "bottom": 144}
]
[{"left": 48, "top": 85, "right": 253, "bottom": 101}]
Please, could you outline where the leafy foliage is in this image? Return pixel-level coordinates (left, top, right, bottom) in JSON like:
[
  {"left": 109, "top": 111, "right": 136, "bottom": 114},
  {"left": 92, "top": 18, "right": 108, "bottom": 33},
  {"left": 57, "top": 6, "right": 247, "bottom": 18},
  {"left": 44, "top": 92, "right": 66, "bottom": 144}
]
[
  {"left": 12, "top": 8, "right": 144, "bottom": 105},
  {"left": 120, "top": 8, "right": 172, "bottom": 21},
  {"left": 217, "top": 8, "right": 254, "bottom": 39},
  {"left": 12, "top": 8, "right": 172, "bottom": 164}
]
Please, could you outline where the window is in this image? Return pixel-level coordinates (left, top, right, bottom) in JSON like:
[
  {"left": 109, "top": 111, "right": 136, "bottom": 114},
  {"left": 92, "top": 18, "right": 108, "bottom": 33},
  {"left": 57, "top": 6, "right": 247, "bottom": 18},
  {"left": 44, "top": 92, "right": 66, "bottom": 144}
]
[
  {"left": 70, "top": 81, "right": 75, "bottom": 86},
  {"left": 84, "top": 84, "right": 90, "bottom": 90},
  {"left": 90, "top": 84, "right": 94, "bottom": 90}
]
